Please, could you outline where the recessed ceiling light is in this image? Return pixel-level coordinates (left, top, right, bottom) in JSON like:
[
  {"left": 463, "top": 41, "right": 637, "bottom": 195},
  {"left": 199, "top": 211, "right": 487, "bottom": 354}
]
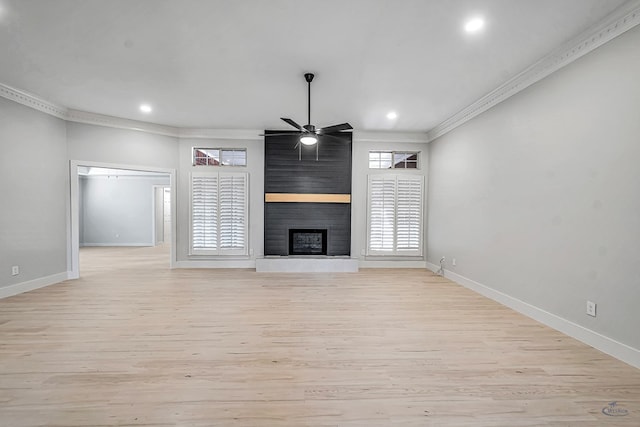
[
  {"left": 386, "top": 111, "right": 398, "bottom": 120},
  {"left": 139, "top": 104, "right": 152, "bottom": 113},
  {"left": 464, "top": 17, "right": 485, "bottom": 33}
]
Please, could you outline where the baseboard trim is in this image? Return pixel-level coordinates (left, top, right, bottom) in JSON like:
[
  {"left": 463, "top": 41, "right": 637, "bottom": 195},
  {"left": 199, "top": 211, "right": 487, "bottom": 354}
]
[
  {"left": 426, "top": 262, "right": 640, "bottom": 369},
  {"left": 82, "top": 243, "right": 153, "bottom": 247},
  {"left": 0, "top": 272, "right": 70, "bottom": 299},
  {"left": 360, "top": 260, "right": 427, "bottom": 268}
]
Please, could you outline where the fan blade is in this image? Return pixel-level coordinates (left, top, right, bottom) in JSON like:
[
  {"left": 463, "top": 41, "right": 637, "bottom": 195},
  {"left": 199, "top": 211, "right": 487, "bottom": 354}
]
[
  {"left": 261, "top": 132, "right": 301, "bottom": 137},
  {"left": 318, "top": 123, "right": 353, "bottom": 134},
  {"left": 319, "top": 133, "right": 350, "bottom": 142},
  {"left": 281, "top": 118, "right": 303, "bottom": 131}
]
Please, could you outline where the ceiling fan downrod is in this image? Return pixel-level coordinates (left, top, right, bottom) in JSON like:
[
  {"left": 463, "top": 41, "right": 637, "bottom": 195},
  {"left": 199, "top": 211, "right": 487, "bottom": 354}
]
[{"left": 304, "top": 73, "right": 314, "bottom": 129}]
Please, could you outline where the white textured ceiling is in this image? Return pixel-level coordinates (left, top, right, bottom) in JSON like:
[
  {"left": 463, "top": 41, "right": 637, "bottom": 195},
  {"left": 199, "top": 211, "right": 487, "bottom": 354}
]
[{"left": 0, "top": 0, "right": 630, "bottom": 132}]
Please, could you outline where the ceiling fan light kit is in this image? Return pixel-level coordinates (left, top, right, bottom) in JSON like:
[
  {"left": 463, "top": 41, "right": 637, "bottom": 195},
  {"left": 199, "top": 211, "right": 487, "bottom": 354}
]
[
  {"left": 264, "top": 72, "right": 353, "bottom": 159},
  {"left": 300, "top": 135, "right": 318, "bottom": 145}
]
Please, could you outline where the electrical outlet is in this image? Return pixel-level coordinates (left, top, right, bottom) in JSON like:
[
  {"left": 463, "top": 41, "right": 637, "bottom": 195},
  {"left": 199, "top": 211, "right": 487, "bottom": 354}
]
[
  {"left": 11, "top": 265, "right": 19, "bottom": 276},
  {"left": 452, "top": 258, "right": 457, "bottom": 266},
  {"left": 586, "top": 300, "right": 597, "bottom": 317}
]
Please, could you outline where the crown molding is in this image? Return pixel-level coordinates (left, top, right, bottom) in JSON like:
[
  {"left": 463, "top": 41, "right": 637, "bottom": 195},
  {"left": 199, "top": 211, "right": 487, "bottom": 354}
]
[
  {"left": 353, "top": 130, "right": 429, "bottom": 143},
  {"left": 0, "top": 83, "right": 68, "bottom": 119},
  {"left": 0, "top": 83, "right": 183, "bottom": 137},
  {"left": 178, "top": 128, "right": 263, "bottom": 140},
  {"left": 3, "top": 1, "right": 639, "bottom": 143},
  {"left": 66, "top": 109, "right": 179, "bottom": 137},
  {"left": 427, "top": 0, "right": 640, "bottom": 142}
]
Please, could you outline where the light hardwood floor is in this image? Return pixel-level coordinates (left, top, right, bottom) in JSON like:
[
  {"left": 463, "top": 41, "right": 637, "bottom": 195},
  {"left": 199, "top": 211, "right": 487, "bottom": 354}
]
[{"left": 1, "top": 245, "right": 638, "bottom": 426}]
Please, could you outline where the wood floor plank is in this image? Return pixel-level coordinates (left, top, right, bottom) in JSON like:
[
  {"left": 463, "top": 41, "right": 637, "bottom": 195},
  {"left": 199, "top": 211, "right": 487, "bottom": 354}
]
[{"left": 0, "top": 245, "right": 638, "bottom": 426}]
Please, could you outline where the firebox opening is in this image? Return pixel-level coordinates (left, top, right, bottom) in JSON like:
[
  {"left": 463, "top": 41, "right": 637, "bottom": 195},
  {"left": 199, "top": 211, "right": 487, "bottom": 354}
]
[{"left": 289, "top": 229, "right": 328, "bottom": 256}]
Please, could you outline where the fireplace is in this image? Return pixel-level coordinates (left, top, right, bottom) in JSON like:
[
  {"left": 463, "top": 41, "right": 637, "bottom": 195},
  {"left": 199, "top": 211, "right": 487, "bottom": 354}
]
[
  {"left": 264, "top": 135, "right": 352, "bottom": 257},
  {"left": 289, "top": 229, "right": 327, "bottom": 256}
]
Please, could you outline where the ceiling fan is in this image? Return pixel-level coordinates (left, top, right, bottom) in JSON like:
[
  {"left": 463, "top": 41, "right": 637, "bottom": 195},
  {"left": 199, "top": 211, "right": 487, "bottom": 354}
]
[{"left": 263, "top": 73, "right": 353, "bottom": 153}]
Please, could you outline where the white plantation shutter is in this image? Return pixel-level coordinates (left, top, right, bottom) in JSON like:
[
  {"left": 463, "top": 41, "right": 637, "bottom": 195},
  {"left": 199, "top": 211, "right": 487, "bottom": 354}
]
[
  {"left": 219, "top": 174, "right": 247, "bottom": 251},
  {"left": 396, "top": 176, "right": 422, "bottom": 253},
  {"left": 191, "top": 172, "right": 248, "bottom": 255},
  {"left": 367, "top": 174, "right": 423, "bottom": 256},
  {"left": 192, "top": 175, "right": 218, "bottom": 251},
  {"left": 368, "top": 176, "right": 396, "bottom": 252}
]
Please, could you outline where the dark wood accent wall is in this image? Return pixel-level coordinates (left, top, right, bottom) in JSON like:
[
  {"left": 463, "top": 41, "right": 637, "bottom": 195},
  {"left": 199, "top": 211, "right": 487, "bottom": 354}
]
[
  {"left": 264, "top": 132, "right": 352, "bottom": 256},
  {"left": 265, "top": 203, "right": 351, "bottom": 256}
]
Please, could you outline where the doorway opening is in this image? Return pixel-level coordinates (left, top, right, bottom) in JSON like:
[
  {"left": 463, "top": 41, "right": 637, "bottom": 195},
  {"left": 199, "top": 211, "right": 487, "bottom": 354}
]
[{"left": 69, "top": 161, "right": 176, "bottom": 279}]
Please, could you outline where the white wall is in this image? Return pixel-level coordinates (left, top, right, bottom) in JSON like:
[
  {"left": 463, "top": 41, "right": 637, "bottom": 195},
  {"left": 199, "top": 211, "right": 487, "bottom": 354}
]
[
  {"left": 351, "top": 135, "right": 429, "bottom": 267},
  {"left": 67, "top": 122, "right": 179, "bottom": 169},
  {"left": 177, "top": 134, "right": 429, "bottom": 267},
  {"left": 81, "top": 174, "right": 170, "bottom": 246},
  {"left": 66, "top": 122, "right": 178, "bottom": 274},
  {"left": 0, "top": 98, "right": 68, "bottom": 291},
  {"left": 176, "top": 137, "right": 264, "bottom": 267},
  {"left": 427, "top": 25, "right": 640, "bottom": 354}
]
